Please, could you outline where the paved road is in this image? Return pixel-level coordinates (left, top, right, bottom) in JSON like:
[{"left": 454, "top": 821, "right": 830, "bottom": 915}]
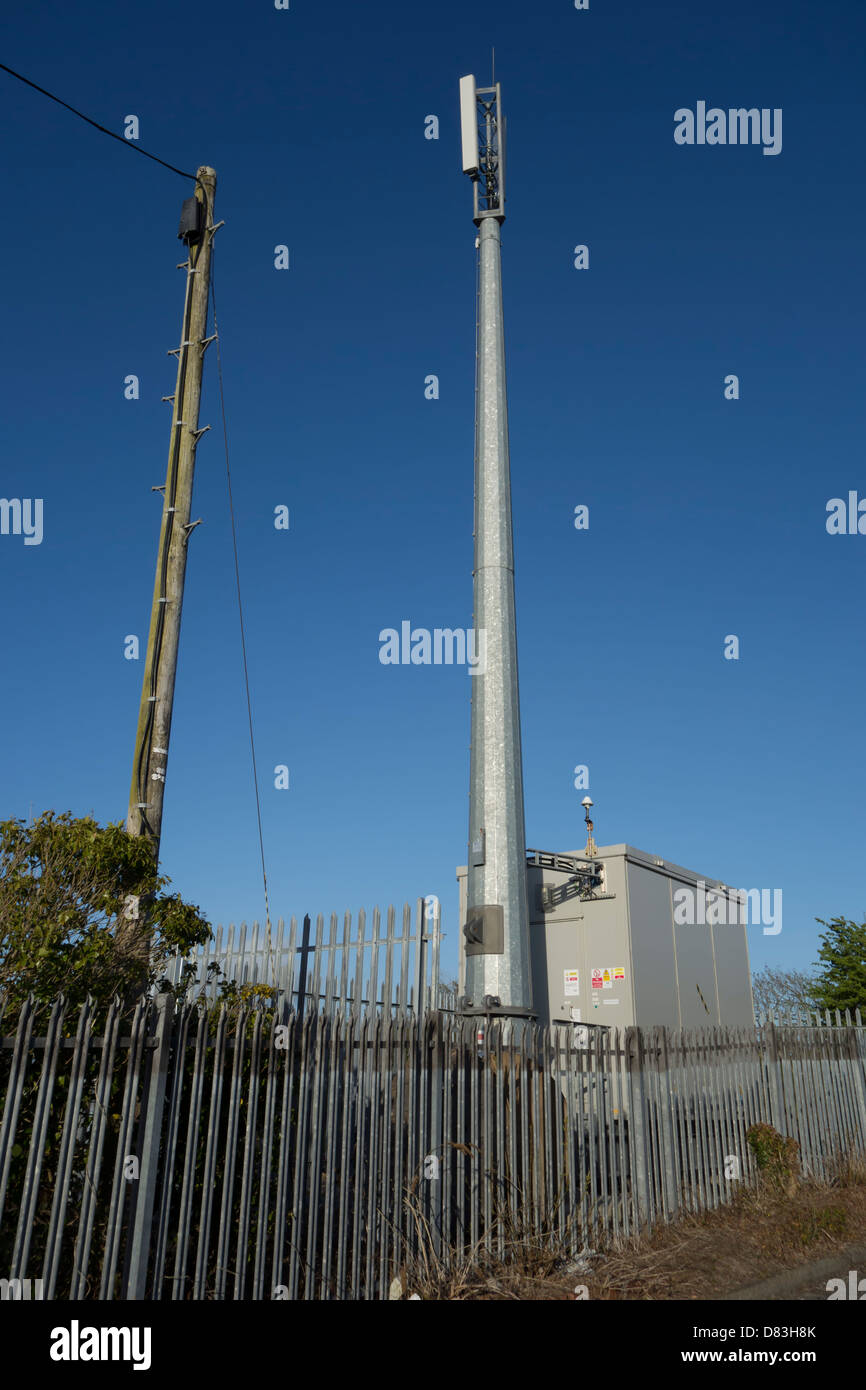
[{"left": 718, "top": 1241, "right": 866, "bottom": 1301}]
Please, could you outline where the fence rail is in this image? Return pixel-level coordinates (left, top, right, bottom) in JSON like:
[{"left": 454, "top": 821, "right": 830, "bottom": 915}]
[
  {"left": 1, "top": 994, "right": 864, "bottom": 1300},
  {"left": 757, "top": 1007, "right": 864, "bottom": 1029}
]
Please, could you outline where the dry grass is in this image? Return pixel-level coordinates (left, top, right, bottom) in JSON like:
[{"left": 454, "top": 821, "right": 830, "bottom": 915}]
[
  {"left": 392, "top": 1152, "right": 866, "bottom": 1301},
  {"left": 392, "top": 1212, "right": 584, "bottom": 1302}
]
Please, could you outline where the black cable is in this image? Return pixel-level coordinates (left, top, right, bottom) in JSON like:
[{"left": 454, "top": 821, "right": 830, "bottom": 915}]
[
  {"left": 134, "top": 233, "right": 202, "bottom": 839},
  {"left": 0, "top": 61, "right": 201, "bottom": 184},
  {"left": 210, "top": 257, "right": 276, "bottom": 977}
]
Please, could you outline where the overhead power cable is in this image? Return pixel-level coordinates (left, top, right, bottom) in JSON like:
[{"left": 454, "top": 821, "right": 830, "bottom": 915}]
[{"left": 0, "top": 61, "right": 199, "bottom": 183}]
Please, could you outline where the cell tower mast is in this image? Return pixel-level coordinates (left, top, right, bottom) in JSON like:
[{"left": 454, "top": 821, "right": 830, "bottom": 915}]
[{"left": 459, "top": 76, "right": 533, "bottom": 1020}]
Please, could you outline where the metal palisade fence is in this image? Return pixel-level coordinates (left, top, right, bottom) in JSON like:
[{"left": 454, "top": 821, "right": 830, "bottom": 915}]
[
  {"left": 1, "top": 993, "right": 865, "bottom": 1301},
  {"left": 161, "top": 900, "right": 454, "bottom": 1015}
]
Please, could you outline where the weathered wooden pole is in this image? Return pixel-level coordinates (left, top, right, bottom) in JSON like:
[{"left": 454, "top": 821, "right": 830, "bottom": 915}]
[{"left": 126, "top": 167, "right": 217, "bottom": 860}]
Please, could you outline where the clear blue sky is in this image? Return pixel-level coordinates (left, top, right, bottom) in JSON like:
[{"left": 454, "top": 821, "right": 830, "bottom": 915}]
[{"left": 1, "top": 0, "right": 863, "bottom": 985}]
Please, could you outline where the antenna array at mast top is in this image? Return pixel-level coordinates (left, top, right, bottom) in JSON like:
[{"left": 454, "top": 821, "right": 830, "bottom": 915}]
[{"left": 459, "top": 74, "right": 505, "bottom": 224}]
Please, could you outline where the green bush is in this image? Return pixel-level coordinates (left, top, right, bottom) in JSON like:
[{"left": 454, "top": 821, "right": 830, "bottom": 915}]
[
  {"left": 746, "top": 1122, "right": 800, "bottom": 1195},
  {"left": 0, "top": 810, "right": 211, "bottom": 1015}
]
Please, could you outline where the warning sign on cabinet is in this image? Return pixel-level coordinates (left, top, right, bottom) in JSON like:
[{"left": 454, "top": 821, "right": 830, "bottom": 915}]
[
  {"left": 592, "top": 967, "right": 624, "bottom": 991},
  {"left": 563, "top": 969, "right": 580, "bottom": 996}
]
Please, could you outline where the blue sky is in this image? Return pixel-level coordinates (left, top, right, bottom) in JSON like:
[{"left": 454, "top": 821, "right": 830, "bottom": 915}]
[{"left": 1, "top": 0, "right": 863, "bottom": 985}]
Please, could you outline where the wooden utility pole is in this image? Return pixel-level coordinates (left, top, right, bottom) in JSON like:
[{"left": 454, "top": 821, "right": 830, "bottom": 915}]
[{"left": 126, "top": 166, "right": 217, "bottom": 859}]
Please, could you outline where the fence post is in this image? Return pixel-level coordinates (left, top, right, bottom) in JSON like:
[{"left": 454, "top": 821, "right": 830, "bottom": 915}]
[
  {"left": 656, "top": 1027, "right": 679, "bottom": 1222},
  {"left": 764, "top": 1019, "right": 786, "bottom": 1133},
  {"left": 296, "top": 914, "right": 312, "bottom": 1017},
  {"left": 625, "top": 1027, "right": 651, "bottom": 1230},
  {"left": 123, "top": 993, "right": 175, "bottom": 1299},
  {"left": 413, "top": 898, "right": 426, "bottom": 1015}
]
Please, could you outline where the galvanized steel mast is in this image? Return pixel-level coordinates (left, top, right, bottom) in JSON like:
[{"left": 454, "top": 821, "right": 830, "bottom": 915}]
[{"left": 459, "top": 77, "right": 533, "bottom": 1019}]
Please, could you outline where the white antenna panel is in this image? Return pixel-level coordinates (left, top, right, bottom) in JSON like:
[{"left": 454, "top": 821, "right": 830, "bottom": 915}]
[{"left": 459, "top": 75, "right": 479, "bottom": 174}]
